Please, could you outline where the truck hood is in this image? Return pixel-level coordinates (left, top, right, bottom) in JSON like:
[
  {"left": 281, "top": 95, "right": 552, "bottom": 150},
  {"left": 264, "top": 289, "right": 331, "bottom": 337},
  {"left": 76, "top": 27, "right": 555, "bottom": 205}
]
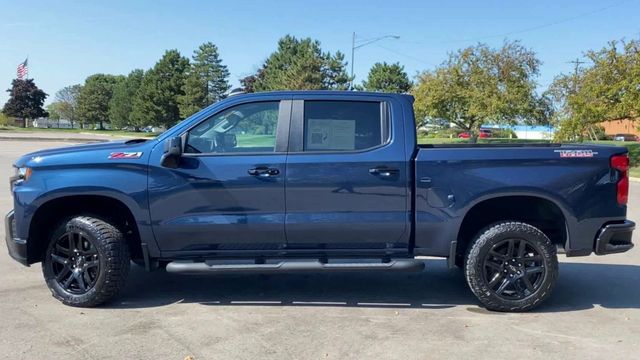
[{"left": 14, "top": 139, "right": 155, "bottom": 168}]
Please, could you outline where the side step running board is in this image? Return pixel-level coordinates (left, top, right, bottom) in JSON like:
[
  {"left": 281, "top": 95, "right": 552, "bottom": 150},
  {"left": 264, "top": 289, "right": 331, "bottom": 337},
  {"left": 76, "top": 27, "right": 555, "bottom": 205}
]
[{"left": 166, "top": 259, "right": 425, "bottom": 274}]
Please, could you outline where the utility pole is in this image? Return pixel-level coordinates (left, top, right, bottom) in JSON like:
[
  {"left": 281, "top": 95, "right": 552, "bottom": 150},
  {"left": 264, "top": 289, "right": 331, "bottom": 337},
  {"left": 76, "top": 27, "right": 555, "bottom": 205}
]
[
  {"left": 568, "top": 57, "right": 586, "bottom": 78},
  {"left": 567, "top": 57, "right": 586, "bottom": 93},
  {"left": 350, "top": 33, "right": 400, "bottom": 90},
  {"left": 350, "top": 32, "right": 356, "bottom": 90}
]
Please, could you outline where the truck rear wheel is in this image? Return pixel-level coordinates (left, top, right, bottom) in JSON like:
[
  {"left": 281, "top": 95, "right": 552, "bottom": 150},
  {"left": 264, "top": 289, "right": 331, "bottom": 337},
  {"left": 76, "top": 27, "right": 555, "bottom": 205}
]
[
  {"left": 464, "top": 221, "right": 558, "bottom": 312},
  {"left": 42, "top": 216, "right": 130, "bottom": 307}
]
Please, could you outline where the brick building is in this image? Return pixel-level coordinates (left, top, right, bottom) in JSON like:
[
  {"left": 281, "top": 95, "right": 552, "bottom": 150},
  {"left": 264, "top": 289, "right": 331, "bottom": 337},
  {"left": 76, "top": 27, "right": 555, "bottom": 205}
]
[{"left": 600, "top": 118, "right": 640, "bottom": 136}]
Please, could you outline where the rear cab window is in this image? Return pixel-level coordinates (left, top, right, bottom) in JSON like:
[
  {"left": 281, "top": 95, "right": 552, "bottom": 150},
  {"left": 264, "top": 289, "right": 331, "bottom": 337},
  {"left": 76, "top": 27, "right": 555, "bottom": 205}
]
[{"left": 302, "top": 101, "right": 390, "bottom": 152}]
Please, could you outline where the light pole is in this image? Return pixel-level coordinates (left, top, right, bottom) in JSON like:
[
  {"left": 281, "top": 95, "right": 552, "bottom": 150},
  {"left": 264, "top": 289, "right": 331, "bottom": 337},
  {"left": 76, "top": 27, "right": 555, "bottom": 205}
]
[{"left": 350, "top": 32, "right": 400, "bottom": 89}]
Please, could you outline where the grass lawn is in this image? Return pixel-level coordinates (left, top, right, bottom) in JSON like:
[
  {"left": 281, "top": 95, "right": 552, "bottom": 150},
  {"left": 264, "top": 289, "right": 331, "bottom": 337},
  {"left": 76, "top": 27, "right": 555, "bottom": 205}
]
[
  {"left": 0, "top": 126, "right": 156, "bottom": 138},
  {"left": 235, "top": 134, "right": 275, "bottom": 147},
  {"left": 629, "top": 167, "right": 640, "bottom": 178},
  {"left": 417, "top": 136, "right": 552, "bottom": 145}
]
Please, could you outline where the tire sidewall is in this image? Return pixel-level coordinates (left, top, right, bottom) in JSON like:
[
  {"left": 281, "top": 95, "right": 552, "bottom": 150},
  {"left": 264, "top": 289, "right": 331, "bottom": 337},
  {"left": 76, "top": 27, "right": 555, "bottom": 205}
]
[
  {"left": 465, "top": 222, "right": 558, "bottom": 312},
  {"left": 42, "top": 218, "right": 110, "bottom": 306}
]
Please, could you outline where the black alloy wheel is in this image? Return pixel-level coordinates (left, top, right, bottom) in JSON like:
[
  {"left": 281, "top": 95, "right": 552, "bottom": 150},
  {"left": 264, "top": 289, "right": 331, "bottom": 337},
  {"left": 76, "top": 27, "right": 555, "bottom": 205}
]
[
  {"left": 49, "top": 231, "right": 100, "bottom": 294},
  {"left": 482, "top": 238, "right": 546, "bottom": 300}
]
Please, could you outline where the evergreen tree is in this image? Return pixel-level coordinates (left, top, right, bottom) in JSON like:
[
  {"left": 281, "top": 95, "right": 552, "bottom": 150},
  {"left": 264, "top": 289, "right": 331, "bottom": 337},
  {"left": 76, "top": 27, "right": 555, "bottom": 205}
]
[
  {"left": 179, "top": 42, "right": 231, "bottom": 118},
  {"left": 131, "top": 49, "right": 190, "bottom": 127},
  {"left": 362, "top": 62, "right": 411, "bottom": 93},
  {"left": 76, "top": 74, "right": 123, "bottom": 129},
  {"left": 251, "top": 35, "right": 350, "bottom": 91},
  {"left": 109, "top": 69, "right": 144, "bottom": 130}
]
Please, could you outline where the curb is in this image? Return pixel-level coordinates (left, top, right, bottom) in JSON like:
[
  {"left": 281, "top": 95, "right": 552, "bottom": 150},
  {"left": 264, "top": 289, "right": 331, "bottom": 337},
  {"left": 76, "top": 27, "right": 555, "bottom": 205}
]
[
  {"left": 0, "top": 136, "right": 109, "bottom": 143},
  {"left": 630, "top": 177, "right": 640, "bottom": 183}
]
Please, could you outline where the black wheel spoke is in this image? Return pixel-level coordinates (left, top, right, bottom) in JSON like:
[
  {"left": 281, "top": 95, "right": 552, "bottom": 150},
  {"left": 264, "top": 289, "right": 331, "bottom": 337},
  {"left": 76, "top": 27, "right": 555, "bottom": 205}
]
[
  {"left": 522, "top": 275, "right": 536, "bottom": 292},
  {"left": 495, "top": 278, "right": 511, "bottom": 295},
  {"left": 485, "top": 259, "right": 502, "bottom": 272},
  {"left": 50, "top": 229, "right": 100, "bottom": 295},
  {"left": 488, "top": 249, "right": 507, "bottom": 260},
  {"left": 75, "top": 272, "right": 87, "bottom": 292},
  {"left": 55, "top": 243, "right": 70, "bottom": 256},
  {"left": 62, "top": 273, "right": 75, "bottom": 288},
  {"left": 56, "top": 266, "right": 71, "bottom": 282},
  {"left": 51, "top": 254, "right": 68, "bottom": 265},
  {"left": 524, "top": 255, "right": 543, "bottom": 262},
  {"left": 481, "top": 236, "right": 547, "bottom": 301},
  {"left": 517, "top": 240, "right": 526, "bottom": 258},
  {"left": 82, "top": 247, "right": 98, "bottom": 256},
  {"left": 488, "top": 273, "right": 504, "bottom": 288},
  {"left": 526, "top": 266, "right": 544, "bottom": 275},
  {"left": 83, "top": 270, "right": 93, "bottom": 287},
  {"left": 507, "top": 239, "right": 515, "bottom": 257},
  {"left": 514, "top": 281, "right": 526, "bottom": 298}
]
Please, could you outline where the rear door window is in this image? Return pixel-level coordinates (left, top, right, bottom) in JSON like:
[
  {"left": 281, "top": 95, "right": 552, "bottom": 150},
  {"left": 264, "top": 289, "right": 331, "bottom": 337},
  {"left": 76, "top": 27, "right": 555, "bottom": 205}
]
[{"left": 303, "top": 101, "right": 389, "bottom": 151}]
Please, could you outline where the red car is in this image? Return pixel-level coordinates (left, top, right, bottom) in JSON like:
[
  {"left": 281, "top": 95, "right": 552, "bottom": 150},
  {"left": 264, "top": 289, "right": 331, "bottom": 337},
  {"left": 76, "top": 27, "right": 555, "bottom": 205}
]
[{"left": 458, "top": 129, "right": 492, "bottom": 138}]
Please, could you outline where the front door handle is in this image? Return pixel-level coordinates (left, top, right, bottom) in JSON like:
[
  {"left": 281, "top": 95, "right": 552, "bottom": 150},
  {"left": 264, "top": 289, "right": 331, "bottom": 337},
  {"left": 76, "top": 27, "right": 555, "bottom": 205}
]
[
  {"left": 369, "top": 166, "right": 399, "bottom": 177},
  {"left": 248, "top": 167, "right": 280, "bottom": 177}
]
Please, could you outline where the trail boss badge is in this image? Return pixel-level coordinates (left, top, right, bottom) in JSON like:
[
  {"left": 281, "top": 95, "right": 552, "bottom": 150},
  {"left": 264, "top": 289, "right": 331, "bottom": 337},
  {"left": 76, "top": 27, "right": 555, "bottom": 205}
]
[{"left": 554, "top": 149, "right": 597, "bottom": 158}]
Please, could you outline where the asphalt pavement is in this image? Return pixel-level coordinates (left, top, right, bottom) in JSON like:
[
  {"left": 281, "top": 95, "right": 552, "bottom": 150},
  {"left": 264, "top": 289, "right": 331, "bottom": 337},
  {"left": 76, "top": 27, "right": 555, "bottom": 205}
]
[{"left": 0, "top": 139, "right": 638, "bottom": 359}]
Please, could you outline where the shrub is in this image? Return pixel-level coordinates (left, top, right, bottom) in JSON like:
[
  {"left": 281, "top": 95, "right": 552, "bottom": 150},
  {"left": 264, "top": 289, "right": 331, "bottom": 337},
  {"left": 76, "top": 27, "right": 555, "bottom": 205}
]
[{"left": 0, "top": 112, "right": 11, "bottom": 127}]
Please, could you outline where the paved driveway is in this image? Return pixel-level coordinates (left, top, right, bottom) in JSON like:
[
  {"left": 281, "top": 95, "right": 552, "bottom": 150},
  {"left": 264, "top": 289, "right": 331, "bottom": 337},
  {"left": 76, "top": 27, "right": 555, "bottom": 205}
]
[{"left": 0, "top": 140, "right": 638, "bottom": 359}]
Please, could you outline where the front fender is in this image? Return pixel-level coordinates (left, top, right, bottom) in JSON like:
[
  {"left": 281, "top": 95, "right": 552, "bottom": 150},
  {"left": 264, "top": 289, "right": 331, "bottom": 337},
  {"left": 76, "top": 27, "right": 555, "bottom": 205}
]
[{"left": 12, "top": 165, "right": 159, "bottom": 257}]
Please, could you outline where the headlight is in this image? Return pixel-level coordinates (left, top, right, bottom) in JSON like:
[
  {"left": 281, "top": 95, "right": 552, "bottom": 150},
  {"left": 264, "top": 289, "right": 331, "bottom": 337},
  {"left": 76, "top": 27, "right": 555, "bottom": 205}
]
[{"left": 10, "top": 166, "right": 32, "bottom": 188}]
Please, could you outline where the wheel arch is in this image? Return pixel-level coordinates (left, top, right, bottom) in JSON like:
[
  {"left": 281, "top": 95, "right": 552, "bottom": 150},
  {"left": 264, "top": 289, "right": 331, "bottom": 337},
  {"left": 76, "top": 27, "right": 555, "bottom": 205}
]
[
  {"left": 27, "top": 194, "right": 144, "bottom": 265},
  {"left": 454, "top": 194, "right": 569, "bottom": 266}
]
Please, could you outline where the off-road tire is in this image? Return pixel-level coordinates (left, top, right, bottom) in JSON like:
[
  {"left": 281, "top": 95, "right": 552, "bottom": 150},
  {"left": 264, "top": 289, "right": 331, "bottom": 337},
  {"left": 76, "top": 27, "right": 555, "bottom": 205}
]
[
  {"left": 464, "top": 221, "right": 558, "bottom": 312},
  {"left": 42, "top": 216, "right": 130, "bottom": 307}
]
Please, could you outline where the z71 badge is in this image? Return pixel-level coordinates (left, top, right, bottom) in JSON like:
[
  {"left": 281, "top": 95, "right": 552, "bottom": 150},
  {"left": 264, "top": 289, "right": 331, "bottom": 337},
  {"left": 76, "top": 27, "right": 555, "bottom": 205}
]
[
  {"left": 554, "top": 149, "right": 597, "bottom": 158},
  {"left": 108, "top": 152, "right": 143, "bottom": 159}
]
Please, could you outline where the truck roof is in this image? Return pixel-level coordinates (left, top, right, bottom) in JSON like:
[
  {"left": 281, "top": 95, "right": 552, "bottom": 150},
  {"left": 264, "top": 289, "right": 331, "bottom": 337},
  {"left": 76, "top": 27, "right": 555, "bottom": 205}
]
[{"left": 230, "top": 90, "right": 415, "bottom": 102}]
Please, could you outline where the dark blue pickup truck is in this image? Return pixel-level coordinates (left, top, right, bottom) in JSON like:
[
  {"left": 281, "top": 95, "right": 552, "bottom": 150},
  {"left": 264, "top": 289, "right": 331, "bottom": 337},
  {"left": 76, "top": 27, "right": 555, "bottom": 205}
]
[{"left": 5, "top": 91, "right": 635, "bottom": 311}]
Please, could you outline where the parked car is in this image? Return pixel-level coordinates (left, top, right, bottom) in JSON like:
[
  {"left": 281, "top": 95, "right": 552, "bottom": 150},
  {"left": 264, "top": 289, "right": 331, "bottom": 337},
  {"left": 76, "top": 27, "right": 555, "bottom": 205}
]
[
  {"left": 458, "top": 129, "right": 492, "bottom": 138},
  {"left": 613, "top": 133, "right": 639, "bottom": 142},
  {"left": 5, "top": 91, "right": 634, "bottom": 311}
]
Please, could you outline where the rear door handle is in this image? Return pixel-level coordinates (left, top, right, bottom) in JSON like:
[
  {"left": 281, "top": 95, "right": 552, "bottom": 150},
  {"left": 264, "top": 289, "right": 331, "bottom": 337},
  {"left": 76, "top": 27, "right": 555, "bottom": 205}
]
[
  {"left": 369, "top": 166, "right": 399, "bottom": 177},
  {"left": 248, "top": 167, "right": 280, "bottom": 177}
]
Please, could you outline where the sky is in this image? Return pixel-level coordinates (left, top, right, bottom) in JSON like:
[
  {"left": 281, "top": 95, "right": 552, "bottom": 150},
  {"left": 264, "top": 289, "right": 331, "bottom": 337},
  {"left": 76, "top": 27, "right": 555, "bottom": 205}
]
[{"left": 1, "top": 0, "right": 639, "bottom": 106}]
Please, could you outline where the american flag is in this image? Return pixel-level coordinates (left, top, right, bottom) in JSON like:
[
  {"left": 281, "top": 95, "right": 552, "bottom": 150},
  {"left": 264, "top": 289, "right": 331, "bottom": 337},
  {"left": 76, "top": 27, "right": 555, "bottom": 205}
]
[{"left": 16, "top": 58, "right": 28, "bottom": 79}]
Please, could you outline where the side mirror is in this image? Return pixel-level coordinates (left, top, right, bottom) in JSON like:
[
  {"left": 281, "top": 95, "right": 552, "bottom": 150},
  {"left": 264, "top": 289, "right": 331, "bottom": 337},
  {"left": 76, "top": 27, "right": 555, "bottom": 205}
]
[{"left": 160, "top": 136, "right": 182, "bottom": 168}]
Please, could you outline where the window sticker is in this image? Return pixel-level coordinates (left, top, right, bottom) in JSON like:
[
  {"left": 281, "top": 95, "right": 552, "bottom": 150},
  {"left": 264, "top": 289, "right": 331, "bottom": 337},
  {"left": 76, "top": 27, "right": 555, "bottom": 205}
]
[{"left": 307, "top": 119, "right": 356, "bottom": 150}]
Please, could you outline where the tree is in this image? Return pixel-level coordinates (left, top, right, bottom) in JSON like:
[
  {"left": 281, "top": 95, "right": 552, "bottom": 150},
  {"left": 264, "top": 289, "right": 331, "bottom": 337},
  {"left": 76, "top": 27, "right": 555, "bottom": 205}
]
[
  {"left": 0, "top": 112, "right": 10, "bottom": 127},
  {"left": 131, "top": 49, "right": 190, "bottom": 128},
  {"left": 239, "top": 66, "right": 265, "bottom": 93},
  {"left": 54, "top": 84, "right": 82, "bottom": 128},
  {"left": 46, "top": 102, "right": 61, "bottom": 120},
  {"left": 412, "top": 41, "right": 549, "bottom": 142},
  {"left": 550, "top": 40, "right": 640, "bottom": 141},
  {"left": 179, "top": 42, "right": 231, "bottom": 118},
  {"left": 251, "top": 35, "right": 350, "bottom": 91},
  {"left": 2, "top": 79, "right": 48, "bottom": 127},
  {"left": 76, "top": 74, "right": 123, "bottom": 129},
  {"left": 362, "top": 62, "right": 411, "bottom": 93},
  {"left": 109, "top": 69, "right": 144, "bottom": 130}
]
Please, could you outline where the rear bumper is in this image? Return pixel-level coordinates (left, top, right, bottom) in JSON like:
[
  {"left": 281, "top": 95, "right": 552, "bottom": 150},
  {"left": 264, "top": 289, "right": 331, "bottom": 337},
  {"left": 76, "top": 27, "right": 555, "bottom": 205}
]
[
  {"left": 4, "top": 210, "right": 28, "bottom": 266},
  {"left": 594, "top": 220, "right": 635, "bottom": 255}
]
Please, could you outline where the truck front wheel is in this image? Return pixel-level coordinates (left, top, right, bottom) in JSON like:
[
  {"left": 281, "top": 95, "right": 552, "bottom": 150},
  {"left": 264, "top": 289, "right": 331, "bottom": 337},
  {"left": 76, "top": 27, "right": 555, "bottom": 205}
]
[
  {"left": 464, "top": 221, "right": 558, "bottom": 312},
  {"left": 42, "top": 216, "right": 130, "bottom": 307}
]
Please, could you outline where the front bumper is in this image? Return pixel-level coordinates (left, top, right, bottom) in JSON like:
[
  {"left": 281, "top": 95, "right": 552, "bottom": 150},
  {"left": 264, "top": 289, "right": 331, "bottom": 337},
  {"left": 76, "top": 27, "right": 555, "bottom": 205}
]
[
  {"left": 4, "top": 210, "right": 28, "bottom": 266},
  {"left": 594, "top": 220, "right": 635, "bottom": 255}
]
